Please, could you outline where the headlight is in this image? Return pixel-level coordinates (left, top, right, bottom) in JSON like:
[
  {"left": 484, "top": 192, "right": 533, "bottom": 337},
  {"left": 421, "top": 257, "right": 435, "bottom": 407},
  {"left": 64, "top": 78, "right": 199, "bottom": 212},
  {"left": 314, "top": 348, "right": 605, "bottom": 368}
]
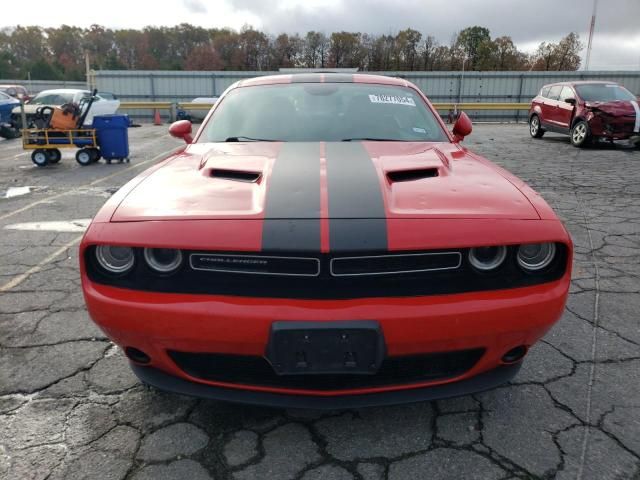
[
  {"left": 143, "top": 248, "right": 183, "bottom": 273},
  {"left": 95, "top": 245, "right": 135, "bottom": 274},
  {"left": 517, "top": 243, "right": 556, "bottom": 271},
  {"left": 468, "top": 246, "right": 507, "bottom": 271}
]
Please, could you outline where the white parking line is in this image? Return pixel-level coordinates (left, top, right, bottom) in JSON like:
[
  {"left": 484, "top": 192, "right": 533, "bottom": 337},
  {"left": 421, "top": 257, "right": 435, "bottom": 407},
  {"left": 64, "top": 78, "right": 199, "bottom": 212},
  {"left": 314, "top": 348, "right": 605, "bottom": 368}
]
[
  {"left": 4, "top": 219, "right": 90, "bottom": 232},
  {"left": 0, "top": 142, "right": 178, "bottom": 223},
  {"left": 0, "top": 236, "right": 82, "bottom": 292}
]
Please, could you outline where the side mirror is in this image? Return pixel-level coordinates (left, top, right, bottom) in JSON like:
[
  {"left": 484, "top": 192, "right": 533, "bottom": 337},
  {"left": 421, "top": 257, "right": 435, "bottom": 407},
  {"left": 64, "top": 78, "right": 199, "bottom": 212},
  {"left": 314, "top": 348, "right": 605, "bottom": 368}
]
[
  {"left": 565, "top": 97, "right": 576, "bottom": 106},
  {"left": 169, "top": 120, "right": 193, "bottom": 144},
  {"left": 452, "top": 111, "right": 472, "bottom": 142}
]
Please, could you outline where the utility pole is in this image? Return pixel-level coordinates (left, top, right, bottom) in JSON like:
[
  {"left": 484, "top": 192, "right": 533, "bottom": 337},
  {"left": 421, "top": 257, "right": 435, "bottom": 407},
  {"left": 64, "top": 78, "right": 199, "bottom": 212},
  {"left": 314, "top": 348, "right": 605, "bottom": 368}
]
[
  {"left": 85, "top": 51, "right": 92, "bottom": 90},
  {"left": 584, "top": 0, "right": 598, "bottom": 71}
]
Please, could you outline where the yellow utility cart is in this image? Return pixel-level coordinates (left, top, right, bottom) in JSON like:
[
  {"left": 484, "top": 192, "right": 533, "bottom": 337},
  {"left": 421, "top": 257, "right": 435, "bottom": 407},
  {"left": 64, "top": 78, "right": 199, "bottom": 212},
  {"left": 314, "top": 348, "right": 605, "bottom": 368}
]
[{"left": 22, "top": 128, "right": 100, "bottom": 166}]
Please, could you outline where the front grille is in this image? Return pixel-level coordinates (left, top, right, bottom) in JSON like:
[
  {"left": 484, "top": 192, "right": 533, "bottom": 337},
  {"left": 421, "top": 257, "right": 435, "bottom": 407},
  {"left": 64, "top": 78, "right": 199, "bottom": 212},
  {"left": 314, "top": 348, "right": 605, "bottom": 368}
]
[
  {"left": 330, "top": 252, "right": 461, "bottom": 276},
  {"left": 168, "top": 348, "right": 484, "bottom": 391},
  {"left": 604, "top": 119, "right": 635, "bottom": 134},
  {"left": 190, "top": 253, "right": 320, "bottom": 277},
  {"left": 86, "top": 244, "right": 568, "bottom": 299}
]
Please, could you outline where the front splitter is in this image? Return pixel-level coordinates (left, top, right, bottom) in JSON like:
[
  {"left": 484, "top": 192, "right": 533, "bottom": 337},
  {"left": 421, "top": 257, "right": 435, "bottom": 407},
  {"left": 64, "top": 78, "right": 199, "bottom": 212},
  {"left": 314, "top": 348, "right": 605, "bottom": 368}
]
[{"left": 131, "top": 362, "right": 521, "bottom": 410}]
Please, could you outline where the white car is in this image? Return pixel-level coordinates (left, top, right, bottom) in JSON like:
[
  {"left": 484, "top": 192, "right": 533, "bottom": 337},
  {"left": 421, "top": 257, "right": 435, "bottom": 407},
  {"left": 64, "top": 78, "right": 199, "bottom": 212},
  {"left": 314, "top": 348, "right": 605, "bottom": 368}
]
[
  {"left": 12, "top": 89, "right": 120, "bottom": 127},
  {"left": 181, "top": 96, "right": 218, "bottom": 122}
]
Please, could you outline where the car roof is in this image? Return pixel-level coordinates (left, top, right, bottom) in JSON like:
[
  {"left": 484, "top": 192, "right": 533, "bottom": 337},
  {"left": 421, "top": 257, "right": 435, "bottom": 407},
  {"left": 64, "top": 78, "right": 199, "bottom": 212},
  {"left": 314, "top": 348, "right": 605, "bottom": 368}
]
[
  {"left": 34, "top": 89, "right": 89, "bottom": 95},
  {"left": 545, "top": 80, "right": 621, "bottom": 87},
  {"left": 237, "top": 72, "right": 409, "bottom": 88}
]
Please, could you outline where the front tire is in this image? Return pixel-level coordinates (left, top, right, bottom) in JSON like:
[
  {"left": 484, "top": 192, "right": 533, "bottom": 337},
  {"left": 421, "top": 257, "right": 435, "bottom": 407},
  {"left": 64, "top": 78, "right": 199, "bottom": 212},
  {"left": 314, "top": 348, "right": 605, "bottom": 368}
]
[
  {"left": 31, "top": 149, "right": 49, "bottom": 167},
  {"left": 571, "top": 120, "right": 591, "bottom": 148},
  {"left": 529, "top": 115, "right": 545, "bottom": 138},
  {"left": 75, "top": 148, "right": 93, "bottom": 166}
]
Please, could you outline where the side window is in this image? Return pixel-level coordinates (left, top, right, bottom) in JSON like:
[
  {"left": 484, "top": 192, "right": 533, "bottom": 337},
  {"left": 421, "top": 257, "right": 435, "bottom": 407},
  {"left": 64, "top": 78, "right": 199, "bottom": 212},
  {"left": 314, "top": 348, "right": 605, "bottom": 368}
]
[
  {"left": 559, "top": 86, "right": 575, "bottom": 103},
  {"left": 540, "top": 86, "right": 551, "bottom": 98},
  {"left": 34, "top": 94, "right": 54, "bottom": 104},
  {"left": 547, "top": 85, "right": 562, "bottom": 101}
]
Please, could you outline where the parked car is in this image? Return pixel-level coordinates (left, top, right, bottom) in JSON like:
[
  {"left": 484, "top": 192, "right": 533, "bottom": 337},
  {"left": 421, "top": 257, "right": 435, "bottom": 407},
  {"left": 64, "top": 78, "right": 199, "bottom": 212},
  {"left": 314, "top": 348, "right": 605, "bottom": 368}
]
[
  {"left": 529, "top": 81, "right": 640, "bottom": 147},
  {"left": 178, "top": 96, "right": 219, "bottom": 122},
  {"left": 0, "top": 84, "right": 30, "bottom": 101},
  {"left": 11, "top": 89, "right": 120, "bottom": 127},
  {"left": 0, "top": 91, "right": 21, "bottom": 139},
  {"left": 81, "top": 73, "right": 572, "bottom": 408}
]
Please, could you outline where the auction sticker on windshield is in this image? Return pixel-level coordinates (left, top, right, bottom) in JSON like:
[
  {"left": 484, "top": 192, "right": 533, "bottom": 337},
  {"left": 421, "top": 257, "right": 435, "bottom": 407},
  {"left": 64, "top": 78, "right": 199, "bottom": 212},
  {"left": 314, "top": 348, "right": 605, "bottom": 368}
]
[{"left": 369, "top": 94, "right": 416, "bottom": 106}]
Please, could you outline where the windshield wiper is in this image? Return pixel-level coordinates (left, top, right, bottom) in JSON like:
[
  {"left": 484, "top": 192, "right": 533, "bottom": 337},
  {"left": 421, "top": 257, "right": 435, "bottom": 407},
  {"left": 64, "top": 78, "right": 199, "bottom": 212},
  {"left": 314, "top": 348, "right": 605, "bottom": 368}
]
[
  {"left": 225, "top": 136, "right": 279, "bottom": 142},
  {"left": 341, "top": 137, "right": 407, "bottom": 142}
]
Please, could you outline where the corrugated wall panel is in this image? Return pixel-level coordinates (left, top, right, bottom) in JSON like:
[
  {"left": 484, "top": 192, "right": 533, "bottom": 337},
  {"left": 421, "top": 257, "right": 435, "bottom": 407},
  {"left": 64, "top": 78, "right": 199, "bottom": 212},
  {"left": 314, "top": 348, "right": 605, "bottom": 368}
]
[{"left": 90, "top": 70, "right": 640, "bottom": 121}]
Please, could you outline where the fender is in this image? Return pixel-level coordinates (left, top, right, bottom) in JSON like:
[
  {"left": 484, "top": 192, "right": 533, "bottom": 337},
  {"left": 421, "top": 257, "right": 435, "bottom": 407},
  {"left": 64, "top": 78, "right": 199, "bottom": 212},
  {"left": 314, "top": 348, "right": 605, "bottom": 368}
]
[{"left": 529, "top": 104, "right": 542, "bottom": 119}]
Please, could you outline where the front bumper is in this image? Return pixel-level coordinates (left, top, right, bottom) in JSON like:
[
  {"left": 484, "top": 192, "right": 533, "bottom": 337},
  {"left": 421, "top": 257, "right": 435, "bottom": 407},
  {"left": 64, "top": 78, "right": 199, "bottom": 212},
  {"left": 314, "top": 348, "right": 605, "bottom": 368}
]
[
  {"left": 132, "top": 361, "right": 522, "bottom": 409},
  {"left": 83, "top": 269, "right": 569, "bottom": 405},
  {"left": 588, "top": 115, "right": 638, "bottom": 140}
]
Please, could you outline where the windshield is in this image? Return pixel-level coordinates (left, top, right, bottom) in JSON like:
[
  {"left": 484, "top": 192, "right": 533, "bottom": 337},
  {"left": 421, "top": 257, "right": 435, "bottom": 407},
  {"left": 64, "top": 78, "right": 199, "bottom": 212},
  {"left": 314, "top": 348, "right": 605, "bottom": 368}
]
[
  {"left": 200, "top": 83, "right": 448, "bottom": 143},
  {"left": 576, "top": 84, "right": 636, "bottom": 102}
]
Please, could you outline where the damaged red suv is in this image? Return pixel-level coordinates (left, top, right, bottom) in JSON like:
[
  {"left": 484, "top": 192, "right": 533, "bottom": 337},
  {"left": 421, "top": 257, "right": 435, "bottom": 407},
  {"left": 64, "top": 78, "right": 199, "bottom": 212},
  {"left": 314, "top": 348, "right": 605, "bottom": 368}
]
[{"left": 529, "top": 81, "right": 640, "bottom": 147}]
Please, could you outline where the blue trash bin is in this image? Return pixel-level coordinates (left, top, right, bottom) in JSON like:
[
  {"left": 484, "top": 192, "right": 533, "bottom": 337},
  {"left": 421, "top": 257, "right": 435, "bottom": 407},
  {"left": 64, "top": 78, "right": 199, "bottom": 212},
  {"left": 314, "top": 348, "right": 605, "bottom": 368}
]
[{"left": 93, "top": 114, "right": 130, "bottom": 162}]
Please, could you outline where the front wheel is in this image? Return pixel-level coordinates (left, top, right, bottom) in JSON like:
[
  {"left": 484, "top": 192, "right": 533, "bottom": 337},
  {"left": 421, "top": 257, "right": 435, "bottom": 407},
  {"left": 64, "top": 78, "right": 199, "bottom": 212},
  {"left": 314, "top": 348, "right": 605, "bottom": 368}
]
[
  {"left": 31, "top": 149, "right": 49, "bottom": 167},
  {"left": 571, "top": 120, "right": 591, "bottom": 148},
  {"left": 529, "top": 115, "right": 545, "bottom": 138},
  {"left": 75, "top": 148, "right": 93, "bottom": 166}
]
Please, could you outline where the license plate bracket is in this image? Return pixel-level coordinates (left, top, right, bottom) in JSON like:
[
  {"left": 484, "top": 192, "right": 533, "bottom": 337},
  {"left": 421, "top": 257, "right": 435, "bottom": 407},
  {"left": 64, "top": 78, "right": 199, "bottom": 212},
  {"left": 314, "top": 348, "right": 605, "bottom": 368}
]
[{"left": 266, "top": 321, "right": 385, "bottom": 375}]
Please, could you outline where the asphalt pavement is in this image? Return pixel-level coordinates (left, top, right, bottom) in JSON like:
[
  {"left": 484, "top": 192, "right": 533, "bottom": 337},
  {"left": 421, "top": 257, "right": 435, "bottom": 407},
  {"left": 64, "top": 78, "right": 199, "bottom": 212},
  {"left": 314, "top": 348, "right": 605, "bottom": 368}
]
[{"left": 0, "top": 124, "right": 639, "bottom": 479}]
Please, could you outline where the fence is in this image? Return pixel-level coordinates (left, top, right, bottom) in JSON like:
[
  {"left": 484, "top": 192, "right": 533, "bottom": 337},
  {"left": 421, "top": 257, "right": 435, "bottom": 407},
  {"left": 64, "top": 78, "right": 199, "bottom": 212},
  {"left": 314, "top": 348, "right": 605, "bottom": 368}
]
[
  {"left": 3, "top": 70, "right": 640, "bottom": 122},
  {"left": 0, "top": 79, "right": 87, "bottom": 93},
  {"left": 92, "top": 69, "right": 640, "bottom": 122}
]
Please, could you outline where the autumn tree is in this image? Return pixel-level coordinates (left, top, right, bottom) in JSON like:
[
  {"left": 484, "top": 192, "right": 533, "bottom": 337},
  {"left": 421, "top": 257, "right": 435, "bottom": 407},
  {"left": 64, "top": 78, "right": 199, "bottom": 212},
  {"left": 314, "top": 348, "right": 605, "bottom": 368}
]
[
  {"left": 270, "top": 33, "right": 302, "bottom": 69},
  {"left": 396, "top": 28, "right": 422, "bottom": 70},
  {"left": 455, "top": 26, "right": 491, "bottom": 70},
  {"left": 329, "top": 32, "right": 362, "bottom": 68},
  {"left": 238, "top": 26, "right": 269, "bottom": 70},
  {"left": 490, "top": 36, "right": 526, "bottom": 70},
  {"left": 553, "top": 32, "right": 583, "bottom": 70},
  {"left": 420, "top": 35, "right": 437, "bottom": 70},
  {"left": 84, "top": 25, "right": 116, "bottom": 70},
  {"left": 47, "top": 25, "right": 85, "bottom": 79},
  {"left": 303, "top": 31, "right": 328, "bottom": 68},
  {"left": 0, "top": 23, "right": 583, "bottom": 79},
  {"left": 531, "top": 33, "right": 583, "bottom": 71}
]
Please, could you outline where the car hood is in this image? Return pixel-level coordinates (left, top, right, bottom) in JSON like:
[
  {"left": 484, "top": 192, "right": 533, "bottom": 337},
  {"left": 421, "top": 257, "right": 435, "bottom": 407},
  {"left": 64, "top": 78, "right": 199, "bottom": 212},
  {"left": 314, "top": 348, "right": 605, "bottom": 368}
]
[
  {"left": 585, "top": 100, "right": 638, "bottom": 116},
  {"left": 112, "top": 142, "right": 539, "bottom": 222}
]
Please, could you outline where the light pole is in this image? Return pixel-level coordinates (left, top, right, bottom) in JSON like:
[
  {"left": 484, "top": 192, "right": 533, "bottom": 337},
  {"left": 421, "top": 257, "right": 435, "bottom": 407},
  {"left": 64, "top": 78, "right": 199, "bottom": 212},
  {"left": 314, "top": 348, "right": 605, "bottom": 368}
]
[
  {"left": 585, "top": 0, "right": 598, "bottom": 71},
  {"left": 458, "top": 56, "right": 468, "bottom": 105}
]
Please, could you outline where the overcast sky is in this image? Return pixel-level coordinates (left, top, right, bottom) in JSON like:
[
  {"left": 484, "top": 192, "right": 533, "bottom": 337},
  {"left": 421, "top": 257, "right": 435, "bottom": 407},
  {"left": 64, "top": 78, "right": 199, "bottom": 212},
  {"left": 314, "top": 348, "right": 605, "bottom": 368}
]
[{"left": 2, "top": 0, "right": 639, "bottom": 70}]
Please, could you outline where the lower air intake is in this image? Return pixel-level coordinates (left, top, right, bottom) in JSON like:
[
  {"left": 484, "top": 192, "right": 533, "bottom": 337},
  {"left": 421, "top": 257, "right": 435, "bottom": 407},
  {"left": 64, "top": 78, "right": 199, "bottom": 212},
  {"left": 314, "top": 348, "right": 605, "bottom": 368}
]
[{"left": 168, "top": 348, "right": 484, "bottom": 391}]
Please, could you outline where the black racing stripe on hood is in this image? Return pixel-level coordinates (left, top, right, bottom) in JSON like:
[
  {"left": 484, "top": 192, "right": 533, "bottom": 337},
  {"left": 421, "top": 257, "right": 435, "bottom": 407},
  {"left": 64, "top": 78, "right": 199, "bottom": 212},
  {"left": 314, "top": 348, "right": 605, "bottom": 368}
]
[
  {"left": 325, "top": 142, "right": 387, "bottom": 252},
  {"left": 262, "top": 142, "right": 321, "bottom": 252}
]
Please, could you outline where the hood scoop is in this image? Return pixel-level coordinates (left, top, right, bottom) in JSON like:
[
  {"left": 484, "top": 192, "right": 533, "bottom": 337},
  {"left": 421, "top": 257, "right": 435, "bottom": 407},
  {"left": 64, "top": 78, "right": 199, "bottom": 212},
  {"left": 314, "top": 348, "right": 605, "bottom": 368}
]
[
  {"left": 387, "top": 167, "right": 439, "bottom": 183},
  {"left": 210, "top": 168, "right": 262, "bottom": 183}
]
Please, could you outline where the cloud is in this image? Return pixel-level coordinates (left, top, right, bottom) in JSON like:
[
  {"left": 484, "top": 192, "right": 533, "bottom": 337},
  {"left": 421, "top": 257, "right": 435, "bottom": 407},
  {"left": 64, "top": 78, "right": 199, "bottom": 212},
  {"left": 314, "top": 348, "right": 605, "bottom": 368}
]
[
  {"left": 224, "top": 0, "right": 640, "bottom": 70},
  {"left": 183, "top": 0, "right": 207, "bottom": 14}
]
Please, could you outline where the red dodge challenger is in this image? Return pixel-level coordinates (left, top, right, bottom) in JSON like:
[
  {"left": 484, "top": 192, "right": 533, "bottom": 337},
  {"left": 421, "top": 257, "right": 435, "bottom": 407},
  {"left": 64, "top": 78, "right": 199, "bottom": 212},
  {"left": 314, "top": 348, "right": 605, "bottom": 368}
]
[{"left": 81, "top": 73, "right": 572, "bottom": 408}]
